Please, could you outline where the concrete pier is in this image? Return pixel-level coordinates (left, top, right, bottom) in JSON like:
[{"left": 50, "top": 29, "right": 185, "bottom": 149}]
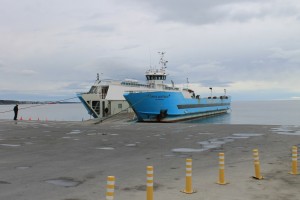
[{"left": 0, "top": 120, "right": 299, "bottom": 200}]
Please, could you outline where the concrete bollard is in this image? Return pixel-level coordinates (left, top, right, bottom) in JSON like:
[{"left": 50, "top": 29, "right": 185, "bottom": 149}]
[
  {"left": 217, "top": 153, "right": 228, "bottom": 185},
  {"left": 252, "top": 149, "right": 263, "bottom": 179},
  {"left": 147, "top": 166, "right": 154, "bottom": 200},
  {"left": 181, "top": 158, "right": 196, "bottom": 194},
  {"left": 289, "top": 146, "right": 299, "bottom": 175},
  {"left": 106, "top": 176, "right": 115, "bottom": 200}
]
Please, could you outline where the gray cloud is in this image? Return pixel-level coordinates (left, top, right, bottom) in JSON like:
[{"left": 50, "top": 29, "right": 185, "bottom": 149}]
[
  {"left": 1, "top": 0, "right": 300, "bottom": 100},
  {"left": 127, "top": 0, "right": 300, "bottom": 24},
  {"left": 19, "top": 69, "right": 38, "bottom": 75},
  {"left": 269, "top": 48, "right": 300, "bottom": 63},
  {"left": 199, "top": 80, "right": 234, "bottom": 87},
  {"left": 77, "top": 24, "right": 115, "bottom": 33}
]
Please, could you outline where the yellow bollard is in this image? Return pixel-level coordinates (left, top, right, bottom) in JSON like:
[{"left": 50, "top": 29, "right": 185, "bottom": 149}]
[
  {"left": 217, "top": 153, "right": 228, "bottom": 185},
  {"left": 181, "top": 158, "right": 196, "bottom": 194},
  {"left": 289, "top": 146, "right": 299, "bottom": 175},
  {"left": 147, "top": 166, "right": 154, "bottom": 200},
  {"left": 106, "top": 176, "right": 115, "bottom": 200},
  {"left": 252, "top": 149, "right": 263, "bottom": 179}
]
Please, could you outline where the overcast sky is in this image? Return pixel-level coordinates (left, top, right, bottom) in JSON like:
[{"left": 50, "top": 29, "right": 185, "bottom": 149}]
[{"left": 1, "top": 0, "right": 300, "bottom": 101}]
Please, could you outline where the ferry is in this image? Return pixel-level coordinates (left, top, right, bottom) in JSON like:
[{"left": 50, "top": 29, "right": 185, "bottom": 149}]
[{"left": 123, "top": 52, "right": 231, "bottom": 122}]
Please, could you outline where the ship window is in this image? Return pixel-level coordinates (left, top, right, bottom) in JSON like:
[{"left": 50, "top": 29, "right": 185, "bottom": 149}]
[
  {"left": 89, "top": 86, "right": 97, "bottom": 93},
  {"left": 118, "top": 104, "right": 122, "bottom": 109}
]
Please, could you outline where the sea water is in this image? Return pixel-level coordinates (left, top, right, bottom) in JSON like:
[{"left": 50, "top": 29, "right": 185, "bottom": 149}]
[
  {"left": 187, "top": 100, "right": 300, "bottom": 125},
  {"left": 0, "top": 100, "right": 299, "bottom": 125},
  {"left": 0, "top": 103, "right": 90, "bottom": 121}
]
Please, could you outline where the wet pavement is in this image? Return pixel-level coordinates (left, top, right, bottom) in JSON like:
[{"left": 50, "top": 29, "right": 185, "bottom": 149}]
[{"left": 0, "top": 120, "right": 299, "bottom": 200}]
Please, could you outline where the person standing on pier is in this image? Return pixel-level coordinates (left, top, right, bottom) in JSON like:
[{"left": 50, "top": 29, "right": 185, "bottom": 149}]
[{"left": 13, "top": 104, "right": 18, "bottom": 120}]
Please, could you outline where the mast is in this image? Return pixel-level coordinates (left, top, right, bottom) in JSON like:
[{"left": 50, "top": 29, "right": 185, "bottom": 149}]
[
  {"left": 145, "top": 52, "right": 168, "bottom": 88},
  {"left": 158, "top": 51, "right": 168, "bottom": 71}
]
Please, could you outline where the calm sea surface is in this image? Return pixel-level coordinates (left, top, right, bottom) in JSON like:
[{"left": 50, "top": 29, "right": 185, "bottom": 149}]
[
  {"left": 0, "top": 103, "right": 91, "bottom": 121},
  {"left": 0, "top": 100, "right": 299, "bottom": 125}
]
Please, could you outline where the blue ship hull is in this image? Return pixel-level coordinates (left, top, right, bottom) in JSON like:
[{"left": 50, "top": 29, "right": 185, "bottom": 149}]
[{"left": 124, "top": 91, "right": 231, "bottom": 122}]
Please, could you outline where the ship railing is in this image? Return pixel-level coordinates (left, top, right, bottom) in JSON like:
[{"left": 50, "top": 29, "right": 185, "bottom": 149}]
[
  {"left": 125, "top": 89, "right": 180, "bottom": 93},
  {"left": 125, "top": 90, "right": 158, "bottom": 93},
  {"left": 79, "top": 91, "right": 107, "bottom": 99},
  {"left": 121, "top": 82, "right": 151, "bottom": 88},
  {"left": 207, "top": 96, "right": 230, "bottom": 99},
  {"left": 164, "top": 86, "right": 180, "bottom": 90}
]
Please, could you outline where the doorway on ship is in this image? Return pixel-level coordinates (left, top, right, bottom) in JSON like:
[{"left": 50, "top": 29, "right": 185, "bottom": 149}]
[{"left": 102, "top": 101, "right": 106, "bottom": 117}]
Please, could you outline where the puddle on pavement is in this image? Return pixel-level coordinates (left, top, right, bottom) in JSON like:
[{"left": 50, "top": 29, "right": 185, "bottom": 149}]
[
  {"left": 172, "top": 148, "right": 206, "bottom": 153},
  {"left": 164, "top": 154, "right": 175, "bottom": 157},
  {"left": 125, "top": 144, "right": 137, "bottom": 147},
  {"left": 195, "top": 138, "right": 235, "bottom": 151},
  {"left": 0, "top": 144, "right": 21, "bottom": 147},
  {"left": 96, "top": 147, "right": 115, "bottom": 150},
  {"left": 24, "top": 142, "right": 34, "bottom": 145},
  {"left": 67, "top": 130, "right": 81, "bottom": 135},
  {"left": 232, "top": 133, "right": 263, "bottom": 137},
  {"left": 226, "top": 136, "right": 249, "bottom": 139},
  {"left": 172, "top": 133, "right": 263, "bottom": 154},
  {"left": 16, "top": 166, "right": 31, "bottom": 170},
  {"left": 45, "top": 177, "right": 82, "bottom": 187},
  {"left": 197, "top": 132, "right": 212, "bottom": 135},
  {"left": 271, "top": 126, "right": 300, "bottom": 136},
  {"left": 0, "top": 181, "right": 11, "bottom": 184}
]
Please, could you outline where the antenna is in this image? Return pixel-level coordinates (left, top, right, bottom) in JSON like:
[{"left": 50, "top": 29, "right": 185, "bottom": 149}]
[
  {"left": 158, "top": 52, "right": 168, "bottom": 70},
  {"left": 186, "top": 78, "right": 189, "bottom": 89},
  {"left": 149, "top": 49, "right": 152, "bottom": 69},
  {"left": 171, "top": 80, "right": 174, "bottom": 88}
]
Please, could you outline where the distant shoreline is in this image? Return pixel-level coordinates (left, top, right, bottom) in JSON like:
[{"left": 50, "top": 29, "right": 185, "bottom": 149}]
[{"left": 0, "top": 100, "right": 80, "bottom": 105}]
